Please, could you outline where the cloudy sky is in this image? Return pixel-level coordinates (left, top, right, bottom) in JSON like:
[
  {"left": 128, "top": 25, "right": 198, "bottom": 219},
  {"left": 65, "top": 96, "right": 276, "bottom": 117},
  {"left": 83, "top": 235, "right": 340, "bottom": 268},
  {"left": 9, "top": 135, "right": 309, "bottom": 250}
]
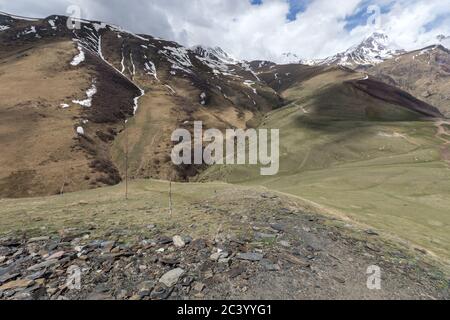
[{"left": 1, "top": 0, "right": 449, "bottom": 62}]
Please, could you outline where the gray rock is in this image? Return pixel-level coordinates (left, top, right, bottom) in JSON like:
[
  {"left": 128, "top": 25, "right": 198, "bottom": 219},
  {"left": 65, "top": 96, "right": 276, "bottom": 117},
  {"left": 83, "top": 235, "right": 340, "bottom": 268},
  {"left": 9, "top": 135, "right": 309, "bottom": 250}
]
[
  {"left": 279, "top": 240, "right": 291, "bottom": 248},
  {"left": 365, "top": 229, "right": 379, "bottom": 236},
  {"left": 150, "top": 285, "right": 173, "bottom": 300},
  {"left": 255, "top": 233, "right": 277, "bottom": 241},
  {"left": 182, "top": 236, "right": 193, "bottom": 244},
  {"left": 192, "top": 282, "right": 205, "bottom": 292},
  {"left": 26, "top": 269, "right": 49, "bottom": 281},
  {"left": 260, "top": 259, "right": 280, "bottom": 271},
  {"left": 271, "top": 223, "right": 287, "bottom": 232},
  {"left": 0, "top": 272, "right": 20, "bottom": 285},
  {"left": 158, "top": 237, "right": 173, "bottom": 245},
  {"left": 28, "top": 236, "right": 50, "bottom": 243},
  {"left": 209, "top": 250, "right": 229, "bottom": 261},
  {"left": 159, "top": 268, "right": 185, "bottom": 287},
  {"left": 138, "top": 281, "right": 156, "bottom": 298},
  {"left": 27, "top": 259, "right": 59, "bottom": 272},
  {"left": 236, "top": 252, "right": 264, "bottom": 262}
]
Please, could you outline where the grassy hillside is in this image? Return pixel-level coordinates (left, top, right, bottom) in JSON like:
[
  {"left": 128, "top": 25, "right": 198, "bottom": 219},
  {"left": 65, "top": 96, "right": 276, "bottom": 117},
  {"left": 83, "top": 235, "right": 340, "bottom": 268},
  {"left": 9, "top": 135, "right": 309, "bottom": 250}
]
[{"left": 200, "top": 68, "right": 450, "bottom": 263}]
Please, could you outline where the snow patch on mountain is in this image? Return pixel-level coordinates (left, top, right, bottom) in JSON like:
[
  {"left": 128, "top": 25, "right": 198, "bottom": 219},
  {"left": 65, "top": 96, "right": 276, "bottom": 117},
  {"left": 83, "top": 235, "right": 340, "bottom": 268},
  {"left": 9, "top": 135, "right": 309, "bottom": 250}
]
[
  {"left": 144, "top": 60, "right": 158, "bottom": 80},
  {"left": 191, "top": 45, "right": 239, "bottom": 75},
  {"left": 0, "top": 25, "right": 10, "bottom": 32},
  {"left": 133, "top": 89, "right": 145, "bottom": 115},
  {"left": 73, "top": 81, "right": 97, "bottom": 107},
  {"left": 70, "top": 45, "right": 85, "bottom": 66},
  {"left": 159, "top": 46, "right": 193, "bottom": 74},
  {"left": 76, "top": 126, "right": 85, "bottom": 135},
  {"left": 48, "top": 19, "right": 56, "bottom": 30}
]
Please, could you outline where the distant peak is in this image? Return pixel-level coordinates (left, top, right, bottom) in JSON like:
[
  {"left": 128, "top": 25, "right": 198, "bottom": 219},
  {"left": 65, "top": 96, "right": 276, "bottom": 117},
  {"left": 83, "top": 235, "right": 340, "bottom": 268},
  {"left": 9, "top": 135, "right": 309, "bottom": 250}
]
[{"left": 191, "top": 45, "right": 238, "bottom": 64}]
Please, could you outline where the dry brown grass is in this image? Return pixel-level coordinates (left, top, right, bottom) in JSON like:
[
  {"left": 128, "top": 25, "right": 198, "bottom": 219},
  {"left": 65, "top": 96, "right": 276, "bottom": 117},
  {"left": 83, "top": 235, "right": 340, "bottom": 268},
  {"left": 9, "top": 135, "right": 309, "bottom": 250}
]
[{"left": 0, "top": 40, "right": 95, "bottom": 197}]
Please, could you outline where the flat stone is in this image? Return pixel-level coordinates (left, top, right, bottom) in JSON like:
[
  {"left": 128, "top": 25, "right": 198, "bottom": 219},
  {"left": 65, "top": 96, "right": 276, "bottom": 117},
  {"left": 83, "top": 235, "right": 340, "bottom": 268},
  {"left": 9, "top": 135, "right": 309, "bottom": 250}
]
[
  {"left": 255, "top": 233, "right": 277, "bottom": 241},
  {"left": 26, "top": 269, "right": 49, "bottom": 281},
  {"left": 158, "top": 237, "right": 173, "bottom": 245},
  {"left": 159, "top": 268, "right": 185, "bottom": 287},
  {"left": 209, "top": 250, "right": 229, "bottom": 262},
  {"left": 192, "top": 282, "right": 205, "bottom": 292},
  {"left": 279, "top": 240, "right": 291, "bottom": 248},
  {"left": 182, "top": 236, "right": 192, "bottom": 244},
  {"left": 159, "top": 257, "right": 179, "bottom": 266},
  {"left": 172, "top": 236, "right": 186, "bottom": 248},
  {"left": 365, "top": 229, "right": 379, "bottom": 236},
  {"left": 150, "top": 285, "right": 173, "bottom": 300},
  {"left": 27, "top": 259, "right": 59, "bottom": 271},
  {"left": 0, "top": 279, "right": 34, "bottom": 291},
  {"left": 28, "top": 236, "right": 50, "bottom": 243},
  {"left": 218, "top": 258, "right": 232, "bottom": 266},
  {"left": 282, "top": 253, "right": 310, "bottom": 268},
  {"left": 270, "top": 223, "right": 287, "bottom": 232},
  {"left": 0, "top": 272, "right": 20, "bottom": 284},
  {"left": 333, "top": 276, "right": 346, "bottom": 284},
  {"left": 236, "top": 252, "right": 264, "bottom": 262},
  {"left": 46, "top": 251, "right": 65, "bottom": 260},
  {"left": 260, "top": 259, "right": 280, "bottom": 271}
]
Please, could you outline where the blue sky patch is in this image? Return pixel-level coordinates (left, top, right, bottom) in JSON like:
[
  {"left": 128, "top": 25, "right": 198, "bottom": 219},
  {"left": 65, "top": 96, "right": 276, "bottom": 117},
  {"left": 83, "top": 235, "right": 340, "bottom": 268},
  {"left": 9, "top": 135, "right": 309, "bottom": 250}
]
[
  {"left": 286, "top": 0, "right": 311, "bottom": 21},
  {"left": 249, "top": 0, "right": 311, "bottom": 21},
  {"left": 344, "top": 0, "right": 395, "bottom": 31}
]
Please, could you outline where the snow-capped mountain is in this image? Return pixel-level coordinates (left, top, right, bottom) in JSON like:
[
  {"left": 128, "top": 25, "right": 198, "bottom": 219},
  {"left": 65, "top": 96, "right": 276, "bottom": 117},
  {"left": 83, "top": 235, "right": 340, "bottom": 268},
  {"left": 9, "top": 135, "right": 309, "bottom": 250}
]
[
  {"left": 191, "top": 45, "right": 238, "bottom": 65},
  {"left": 278, "top": 52, "right": 302, "bottom": 64},
  {"left": 276, "top": 52, "right": 316, "bottom": 66},
  {"left": 317, "top": 32, "right": 405, "bottom": 67},
  {"left": 191, "top": 45, "right": 239, "bottom": 75}
]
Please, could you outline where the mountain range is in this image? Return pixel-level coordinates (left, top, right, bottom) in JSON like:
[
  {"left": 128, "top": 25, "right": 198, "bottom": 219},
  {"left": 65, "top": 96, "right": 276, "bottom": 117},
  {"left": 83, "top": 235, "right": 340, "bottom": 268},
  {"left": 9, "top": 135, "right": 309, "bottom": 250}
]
[{"left": 0, "top": 11, "right": 449, "bottom": 198}]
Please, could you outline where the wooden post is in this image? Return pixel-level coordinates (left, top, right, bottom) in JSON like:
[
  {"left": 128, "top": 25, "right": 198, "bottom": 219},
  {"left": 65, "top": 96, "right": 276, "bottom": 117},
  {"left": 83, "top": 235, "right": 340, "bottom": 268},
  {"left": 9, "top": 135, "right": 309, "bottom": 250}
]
[
  {"left": 169, "top": 179, "right": 173, "bottom": 215},
  {"left": 124, "top": 121, "right": 129, "bottom": 200},
  {"left": 60, "top": 164, "right": 68, "bottom": 195}
]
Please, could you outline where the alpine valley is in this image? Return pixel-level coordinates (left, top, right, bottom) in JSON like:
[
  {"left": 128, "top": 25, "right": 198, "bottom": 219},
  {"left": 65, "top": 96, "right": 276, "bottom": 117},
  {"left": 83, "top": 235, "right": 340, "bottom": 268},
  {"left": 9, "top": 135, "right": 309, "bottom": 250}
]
[{"left": 0, "top": 11, "right": 449, "bottom": 300}]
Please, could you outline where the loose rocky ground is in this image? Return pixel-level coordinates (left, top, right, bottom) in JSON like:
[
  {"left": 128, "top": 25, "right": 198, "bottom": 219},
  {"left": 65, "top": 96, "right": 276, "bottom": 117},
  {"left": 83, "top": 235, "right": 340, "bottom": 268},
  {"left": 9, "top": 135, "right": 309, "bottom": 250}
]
[{"left": 0, "top": 181, "right": 448, "bottom": 300}]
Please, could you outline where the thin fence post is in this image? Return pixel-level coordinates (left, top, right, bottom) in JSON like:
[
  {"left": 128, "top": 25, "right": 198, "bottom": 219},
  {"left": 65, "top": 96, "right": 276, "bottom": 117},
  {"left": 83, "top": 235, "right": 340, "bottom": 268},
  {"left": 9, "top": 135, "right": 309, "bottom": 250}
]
[{"left": 169, "top": 180, "right": 173, "bottom": 215}]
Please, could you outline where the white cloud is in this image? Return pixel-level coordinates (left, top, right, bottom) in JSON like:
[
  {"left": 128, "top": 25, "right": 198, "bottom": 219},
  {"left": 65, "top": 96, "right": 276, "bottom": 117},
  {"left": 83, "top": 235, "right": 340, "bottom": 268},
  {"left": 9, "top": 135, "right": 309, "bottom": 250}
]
[{"left": 0, "top": 0, "right": 449, "bottom": 62}]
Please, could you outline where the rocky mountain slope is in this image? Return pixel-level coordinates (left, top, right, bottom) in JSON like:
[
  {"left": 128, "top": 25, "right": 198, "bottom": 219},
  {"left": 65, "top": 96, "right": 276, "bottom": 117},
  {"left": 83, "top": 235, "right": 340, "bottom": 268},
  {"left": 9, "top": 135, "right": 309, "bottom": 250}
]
[{"left": 368, "top": 44, "right": 450, "bottom": 117}]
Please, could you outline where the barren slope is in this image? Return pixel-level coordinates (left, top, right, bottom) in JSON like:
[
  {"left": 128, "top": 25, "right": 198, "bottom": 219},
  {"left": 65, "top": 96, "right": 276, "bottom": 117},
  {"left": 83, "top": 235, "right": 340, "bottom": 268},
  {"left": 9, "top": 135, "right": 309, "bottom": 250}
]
[{"left": 368, "top": 45, "right": 450, "bottom": 117}]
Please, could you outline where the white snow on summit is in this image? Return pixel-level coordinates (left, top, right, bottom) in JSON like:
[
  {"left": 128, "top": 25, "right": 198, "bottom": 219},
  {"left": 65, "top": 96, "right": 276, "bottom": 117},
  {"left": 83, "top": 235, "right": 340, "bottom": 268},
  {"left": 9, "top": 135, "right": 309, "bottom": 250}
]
[{"left": 317, "top": 32, "right": 405, "bottom": 67}]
